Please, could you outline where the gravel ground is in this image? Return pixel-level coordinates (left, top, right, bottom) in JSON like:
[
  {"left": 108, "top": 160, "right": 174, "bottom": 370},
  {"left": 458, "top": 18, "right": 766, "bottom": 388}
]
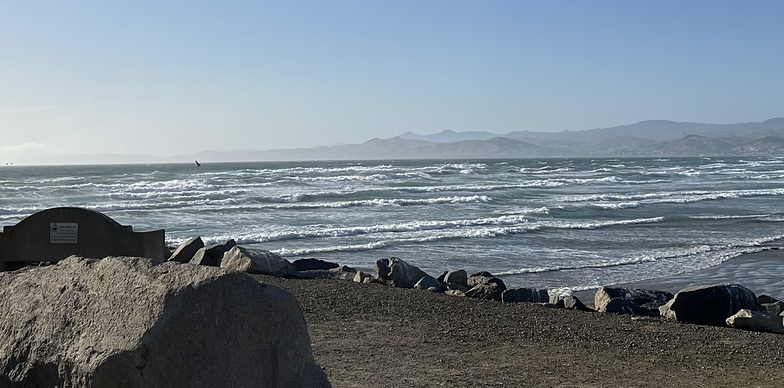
[{"left": 255, "top": 275, "right": 784, "bottom": 388}]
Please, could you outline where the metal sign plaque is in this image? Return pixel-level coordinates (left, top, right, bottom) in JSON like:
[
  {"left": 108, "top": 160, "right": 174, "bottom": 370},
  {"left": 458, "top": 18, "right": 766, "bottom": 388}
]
[{"left": 50, "top": 222, "right": 78, "bottom": 244}]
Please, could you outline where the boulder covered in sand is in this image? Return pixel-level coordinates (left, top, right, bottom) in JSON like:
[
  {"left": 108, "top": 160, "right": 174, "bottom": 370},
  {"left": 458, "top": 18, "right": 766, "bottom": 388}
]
[
  {"left": 659, "top": 283, "right": 763, "bottom": 326},
  {"left": 0, "top": 256, "right": 331, "bottom": 388}
]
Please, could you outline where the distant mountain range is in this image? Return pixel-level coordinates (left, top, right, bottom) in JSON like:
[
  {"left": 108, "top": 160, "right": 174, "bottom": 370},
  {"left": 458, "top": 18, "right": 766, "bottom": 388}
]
[
  {"left": 12, "top": 118, "right": 784, "bottom": 164},
  {"left": 190, "top": 117, "right": 784, "bottom": 161}
]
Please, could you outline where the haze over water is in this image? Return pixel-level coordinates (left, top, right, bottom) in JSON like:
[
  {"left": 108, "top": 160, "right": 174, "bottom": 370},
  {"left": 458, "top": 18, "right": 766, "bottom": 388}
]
[{"left": 2, "top": 156, "right": 783, "bottom": 292}]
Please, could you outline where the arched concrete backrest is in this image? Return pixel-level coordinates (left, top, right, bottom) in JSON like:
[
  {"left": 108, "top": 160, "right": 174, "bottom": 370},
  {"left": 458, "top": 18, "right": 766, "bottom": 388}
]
[{"left": 0, "top": 207, "right": 165, "bottom": 268}]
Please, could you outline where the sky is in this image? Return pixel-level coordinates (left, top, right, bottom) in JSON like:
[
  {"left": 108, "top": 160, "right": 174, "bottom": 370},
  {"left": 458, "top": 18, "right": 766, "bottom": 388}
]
[{"left": 1, "top": 1, "right": 783, "bottom": 160}]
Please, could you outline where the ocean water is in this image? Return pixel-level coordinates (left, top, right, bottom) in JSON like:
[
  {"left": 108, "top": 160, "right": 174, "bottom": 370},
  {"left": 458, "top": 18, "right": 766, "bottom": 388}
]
[{"left": 2, "top": 157, "right": 783, "bottom": 292}]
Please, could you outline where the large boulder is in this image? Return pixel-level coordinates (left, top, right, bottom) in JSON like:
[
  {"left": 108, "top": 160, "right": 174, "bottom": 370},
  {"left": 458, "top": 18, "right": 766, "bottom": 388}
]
[
  {"left": 220, "top": 246, "right": 296, "bottom": 277},
  {"left": 659, "top": 283, "right": 763, "bottom": 326},
  {"left": 375, "top": 257, "right": 430, "bottom": 288},
  {"left": 189, "top": 239, "right": 237, "bottom": 266},
  {"left": 502, "top": 288, "right": 550, "bottom": 303},
  {"left": 726, "top": 309, "right": 784, "bottom": 334},
  {"left": 167, "top": 236, "right": 204, "bottom": 263},
  {"left": 594, "top": 287, "right": 673, "bottom": 316},
  {"left": 0, "top": 256, "right": 331, "bottom": 388}
]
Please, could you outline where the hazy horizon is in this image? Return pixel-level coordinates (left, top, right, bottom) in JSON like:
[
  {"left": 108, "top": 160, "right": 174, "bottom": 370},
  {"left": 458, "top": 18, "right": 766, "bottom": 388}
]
[{"left": 2, "top": 1, "right": 783, "bottom": 163}]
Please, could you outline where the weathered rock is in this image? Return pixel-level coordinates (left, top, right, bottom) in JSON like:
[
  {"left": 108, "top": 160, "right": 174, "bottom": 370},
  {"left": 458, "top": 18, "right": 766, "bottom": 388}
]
[
  {"left": 762, "top": 301, "right": 784, "bottom": 316},
  {"left": 0, "top": 256, "right": 331, "bottom": 388},
  {"left": 726, "top": 309, "right": 784, "bottom": 334},
  {"left": 467, "top": 271, "right": 506, "bottom": 289},
  {"left": 465, "top": 283, "right": 505, "bottom": 301},
  {"left": 502, "top": 288, "right": 550, "bottom": 303},
  {"left": 292, "top": 258, "right": 340, "bottom": 271},
  {"left": 375, "top": 257, "right": 430, "bottom": 288},
  {"left": 556, "top": 295, "right": 593, "bottom": 312},
  {"left": 659, "top": 283, "right": 763, "bottom": 326},
  {"left": 443, "top": 270, "right": 469, "bottom": 289},
  {"left": 167, "top": 236, "right": 204, "bottom": 263},
  {"left": 549, "top": 294, "right": 592, "bottom": 311},
  {"left": 758, "top": 291, "right": 783, "bottom": 316},
  {"left": 220, "top": 246, "right": 295, "bottom": 277},
  {"left": 189, "top": 239, "right": 237, "bottom": 266},
  {"left": 594, "top": 287, "right": 673, "bottom": 316},
  {"left": 445, "top": 290, "right": 466, "bottom": 297},
  {"left": 353, "top": 271, "right": 373, "bottom": 284},
  {"left": 414, "top": 275, "right": 444, "bottom": 292},
  {"left": 446, "top": 282, "right": 469, "bottom": 292}
]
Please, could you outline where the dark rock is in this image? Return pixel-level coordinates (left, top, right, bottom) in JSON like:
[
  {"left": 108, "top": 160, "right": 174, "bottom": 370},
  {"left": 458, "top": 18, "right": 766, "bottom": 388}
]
[
  {"left": 167, "top": 236, "right": 204, "bottom": 263},
  {"left": 758, "top": 294, "right": 780, "bottom": 304},
  {"left": 549, "top": 294, "right": 592, "bottom": 311},
  {"left": 219, "top": 246, "right": 295, "bottom": 277},
  {"left": 659, "top": 283, "right": 763, "bottom": 326},
  {"left": 467, "top": 271, "right": 506, "bottom": 290},
  {"left": 444, "top": 270, "right": 469, "bottom": 290},
  {"left": 726, "top": 309, "right": 784, "bottom": 334},
  {"left": 293, "top": 258, "right": 340, "bottom": 271},
  {"left": 594, "top": 287, "right": 673, "bottom": 316},
  {"left": 0, "top": 256, "right": 331, "bottom": 388},
  {"left": 189, "top": 239, "right": 236, "bottom": 266},
  {"left": 465, "top": 283, "right": 505, "bottom": 301},
  {"left": 762, "top": 301, "right": 784, "bottom": 316},
  {"left": 375, "top": 257, "right": 430, "bottom": 288},
  {"left": 502, "top": 288, "right": 550, "bottom": 303},
  {"left": 558, "top": 295, "right": 593, "bottom": 312},
  {"left": 437, "top": 271, "right": 448, "bottom": 283},
  {"left": 414, "top": 275, "right": 444, "bottom": 292}
]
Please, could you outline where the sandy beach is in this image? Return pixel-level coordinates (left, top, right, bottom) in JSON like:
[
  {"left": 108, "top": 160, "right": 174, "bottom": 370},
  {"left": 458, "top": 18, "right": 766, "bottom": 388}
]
[{"left": 257, "top": 251, "right": 784, "bottom": 388}]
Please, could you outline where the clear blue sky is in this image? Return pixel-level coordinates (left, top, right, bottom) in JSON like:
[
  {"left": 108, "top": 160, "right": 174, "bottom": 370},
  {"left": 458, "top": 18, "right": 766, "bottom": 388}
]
[{"left": 1, "top": 0, "right": 782, "bottom": 158}]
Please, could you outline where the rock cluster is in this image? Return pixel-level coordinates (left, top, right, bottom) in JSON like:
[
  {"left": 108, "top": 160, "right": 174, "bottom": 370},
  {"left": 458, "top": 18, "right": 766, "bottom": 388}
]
[{"left": 167, "top": 238, "right": 784, "bottom": 335}]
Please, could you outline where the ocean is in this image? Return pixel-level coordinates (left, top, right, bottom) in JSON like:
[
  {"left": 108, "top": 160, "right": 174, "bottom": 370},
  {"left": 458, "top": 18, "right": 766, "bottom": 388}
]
[{"left": 2, "top": 157, "right": 783, "bottom": 293}]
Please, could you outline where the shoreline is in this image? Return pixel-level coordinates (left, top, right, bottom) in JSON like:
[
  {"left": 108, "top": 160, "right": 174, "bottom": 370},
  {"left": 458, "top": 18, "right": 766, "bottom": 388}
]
[{"left": 574, "top": 248, "right": 784, "bottom": 302}]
